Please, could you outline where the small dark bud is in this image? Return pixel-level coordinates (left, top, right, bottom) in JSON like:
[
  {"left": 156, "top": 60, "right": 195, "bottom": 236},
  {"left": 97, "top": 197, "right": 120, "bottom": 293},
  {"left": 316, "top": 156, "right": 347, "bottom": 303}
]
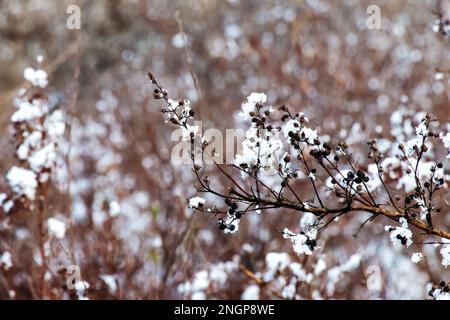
[{"left": 421, "top": 144, "right": 428, "bottom": 152}]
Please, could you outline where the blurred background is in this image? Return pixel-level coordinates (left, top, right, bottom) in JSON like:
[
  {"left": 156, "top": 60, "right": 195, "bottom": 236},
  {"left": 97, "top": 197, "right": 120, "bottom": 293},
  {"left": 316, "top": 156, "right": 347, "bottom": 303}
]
[{"left": 0, "top": 0, "right": 449, "bottom": 299}]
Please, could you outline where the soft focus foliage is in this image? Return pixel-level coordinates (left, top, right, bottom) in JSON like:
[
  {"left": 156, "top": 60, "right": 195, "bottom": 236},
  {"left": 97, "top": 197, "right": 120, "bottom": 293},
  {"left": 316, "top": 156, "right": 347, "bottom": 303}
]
[{"left": 0, "top": 0, "right": 449, "bottom": 300}]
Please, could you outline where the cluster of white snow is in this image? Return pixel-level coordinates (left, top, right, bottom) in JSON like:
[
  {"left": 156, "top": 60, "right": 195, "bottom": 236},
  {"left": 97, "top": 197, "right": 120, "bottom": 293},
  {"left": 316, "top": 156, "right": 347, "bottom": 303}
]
[
  {"left": 385, "top": 217, "right": 413, "bottom": 248},
  {"left": 282, "top": 227, "right": 318, "bottom": 256},
  {"left": 1, "top": 60, "right": 66, "bottom": 214},
  {"left": 177, "top": 256, "right": 240, "bottom": 299}
]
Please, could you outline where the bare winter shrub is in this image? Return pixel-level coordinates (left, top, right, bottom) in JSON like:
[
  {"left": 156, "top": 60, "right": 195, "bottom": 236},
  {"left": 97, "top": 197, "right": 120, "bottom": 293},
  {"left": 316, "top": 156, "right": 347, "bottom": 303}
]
[
  {"left": 0, "top": 0, "right": 449, "bottom": 300},
  {"left": 148, "top": 72, "right": 450, "bottom": 300}
]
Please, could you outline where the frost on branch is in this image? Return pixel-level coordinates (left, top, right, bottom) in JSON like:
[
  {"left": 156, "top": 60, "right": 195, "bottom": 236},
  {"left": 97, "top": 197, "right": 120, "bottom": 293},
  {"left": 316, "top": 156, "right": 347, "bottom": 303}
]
[
  {"left": 188, "top": 196, "right": 205, "bottom": 209},
  {"left": 385, "top": 217, "right": 413, "bottom": 248},
  {"left": 235, "top": 93, "right": 282, "bottom": 175},
  {"left": 282, "top": 227, "right": 318, "bottom": 256},
  {"left": 240, "top": 92, "right": 267, "bottom": 120},
  {"left": 149, "top": 72, "right": 450, "bottom": 299}
]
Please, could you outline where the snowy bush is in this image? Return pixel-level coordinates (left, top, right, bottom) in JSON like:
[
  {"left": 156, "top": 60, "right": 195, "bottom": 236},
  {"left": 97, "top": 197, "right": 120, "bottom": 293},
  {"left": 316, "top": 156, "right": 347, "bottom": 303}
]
[{"left": 0, "top": 1, "right": 449, "bottom": 300}]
